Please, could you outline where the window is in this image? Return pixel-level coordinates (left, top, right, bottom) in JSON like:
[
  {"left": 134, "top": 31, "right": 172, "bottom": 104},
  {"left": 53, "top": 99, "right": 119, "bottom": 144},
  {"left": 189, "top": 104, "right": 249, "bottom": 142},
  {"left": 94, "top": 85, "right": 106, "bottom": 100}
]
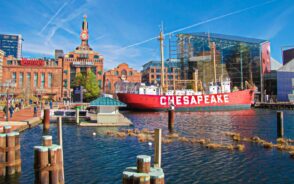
[
  {"left": 121, "top": 70, "right": 127, "bottom": 76},
  {"left": 115, "top": 71, "right": 119, "bottom": 76},
  {"left": 34, "top": 73, "right": 38, "bottom": 87},
  {"left": 27, "top": 73, "right": 31, "bottom": 86},
  {"left": 98, "top": 80, "right": 102, "bottom": 88},
  {"left": 129, "top": 71, "right": 133, "bottom": 76},
  {"left": 19, "top": 72, "right": 24, "bottom": 87},
  {"left": 12, "top": 72, "right": 16, "bottom": 83},
  {"left": 64, "top": 80, "right": 68, "bottom": 88},
  {"left": 41, "top": 73, "right": 45, "bottom": 88},
  {"left": 48, "top": 73, "right": 52, "bottom": 88}
]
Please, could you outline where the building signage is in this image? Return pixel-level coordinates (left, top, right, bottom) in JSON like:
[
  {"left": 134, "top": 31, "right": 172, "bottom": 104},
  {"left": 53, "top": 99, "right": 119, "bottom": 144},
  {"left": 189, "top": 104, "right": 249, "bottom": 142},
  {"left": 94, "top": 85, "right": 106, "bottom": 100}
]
[
  {"left": 21, "top": 59, "right": 45, "bottom": 66},
  {"left": 72, "top": 61, "right": 94, "bottom": 66},
  {"left": 159, "top": 94, "right": 229, "bottom": 106}
]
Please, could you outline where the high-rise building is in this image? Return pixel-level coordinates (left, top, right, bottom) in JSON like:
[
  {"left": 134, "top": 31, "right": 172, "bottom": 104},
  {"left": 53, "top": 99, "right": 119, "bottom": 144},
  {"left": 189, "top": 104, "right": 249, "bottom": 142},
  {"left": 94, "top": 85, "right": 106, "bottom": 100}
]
[
  {"left": 62, "top": 15, "right": 104, "bottom": 98},
  {"left": 0, "top": 50, "right": 4, "bottom": 82},
  {"left": 0, "top": 34, "right": 22, "bottom": 59},
  {"left": 173, "top": 32, "right": 271, "bottom": 101}
]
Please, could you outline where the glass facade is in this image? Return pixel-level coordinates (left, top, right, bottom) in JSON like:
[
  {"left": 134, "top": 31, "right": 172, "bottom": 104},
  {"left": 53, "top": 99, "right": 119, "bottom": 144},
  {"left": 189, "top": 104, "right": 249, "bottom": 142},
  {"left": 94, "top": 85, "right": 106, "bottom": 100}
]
[
  {"left": 175, "top": 33, "right": 269, "bottom": 97},
  {"left": 0, "top": 34, "right": 22, "bottom": 59}
]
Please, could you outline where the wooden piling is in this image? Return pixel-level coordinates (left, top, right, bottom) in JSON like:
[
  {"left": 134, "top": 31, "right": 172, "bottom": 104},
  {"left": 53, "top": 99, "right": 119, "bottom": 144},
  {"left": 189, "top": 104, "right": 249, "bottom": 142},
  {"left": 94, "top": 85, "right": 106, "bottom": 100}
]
[
  {"left": 43, "top": 109, "right": 50, "bottom": 131},
  {"left": 168, "top": 107, "right": 175, "bottom": 133},
  {"left": 277, "top": 111, "right": 284, "bottom": 138},
  {"left": 133, "top": 173, "right": 150, "bottom": 184},
  {"left": 49, "top": 145, "right": 59, "bottom": 184},
  {"left": 0, "top": 134, "right": 6, "bottom": 176},
  {"left": 122, "top": 171, "right": 133, "bottom": 184},
  {"left": 150, "top": 167, "right": 165, "bottom": 184},
  {"left": 137, "top": 155, "right": 151, "bottom": 173},
  {"left": 154, "top": 129, "right": 162, "bottom": 168},
  {"left": 15, "top": 132, "right": 21, "bottom": 173},
  {"left": 6, "top": 132, "right": 16, "bottom": 175},
  {"left": 57, "top": 116, "right": 64, "bottom": 183},
  {"left": 76, "top": 109, "right": 80, "bottom": 124},
  {"left": 43, "top": 136, "right": 53, "bottom": 147},
  {"left": 56, "top": 147, "right": 64, "bottom": 183},
  {"left": 4, "top": 125, "right": 11, "bottom": 133}
]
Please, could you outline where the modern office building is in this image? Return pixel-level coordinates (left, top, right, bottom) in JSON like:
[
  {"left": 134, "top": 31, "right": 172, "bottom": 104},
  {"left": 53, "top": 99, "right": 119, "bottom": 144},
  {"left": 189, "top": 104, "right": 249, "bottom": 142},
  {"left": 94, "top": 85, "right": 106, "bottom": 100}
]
[
  {"left": 0, "top": 50, "right": 4, "bottom": 82},
  {"left": 283, "top": 47, "right": 294, "bottom": 65},
  {"left": 62, "top": 16, "right": 104, "bottom": 98},
  {"left": 141, "top": 59, "right": 181, "bottom": 89},
  {"left": 0, "top": 34, "right": 22, "bottom": 59},
  {"left": 265, "top": 59, "right": 294, "bottom": 102},
  {"left": 1, "top": 56, "right": 63, "bottom": 100},
  {"left": 173, "top": 32, "right": 271, "bottom": 101},
  {"left": 103, "top": 63, "right": 141, "bottom": 94}
]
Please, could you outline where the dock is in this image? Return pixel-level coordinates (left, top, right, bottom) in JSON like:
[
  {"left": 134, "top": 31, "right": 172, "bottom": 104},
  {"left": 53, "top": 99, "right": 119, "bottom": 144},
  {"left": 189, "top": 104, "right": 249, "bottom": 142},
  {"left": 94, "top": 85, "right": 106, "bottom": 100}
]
[{"left": 254, "top": 102, "right": 294, "bottom": 110}]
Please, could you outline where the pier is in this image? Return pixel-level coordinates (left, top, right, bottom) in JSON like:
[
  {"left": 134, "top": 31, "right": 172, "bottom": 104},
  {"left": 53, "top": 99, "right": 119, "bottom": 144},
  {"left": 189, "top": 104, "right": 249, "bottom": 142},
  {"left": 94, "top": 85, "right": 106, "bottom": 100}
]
[{"left": 254, "top": 102, "right": 294, "bottom": 110}]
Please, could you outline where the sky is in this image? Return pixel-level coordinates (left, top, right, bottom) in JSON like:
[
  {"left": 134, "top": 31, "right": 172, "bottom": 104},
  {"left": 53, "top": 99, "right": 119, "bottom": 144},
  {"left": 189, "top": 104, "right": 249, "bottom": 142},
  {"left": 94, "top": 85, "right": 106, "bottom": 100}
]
[{"left": 0, "top": 0, "right": 294, "bottom": 70}]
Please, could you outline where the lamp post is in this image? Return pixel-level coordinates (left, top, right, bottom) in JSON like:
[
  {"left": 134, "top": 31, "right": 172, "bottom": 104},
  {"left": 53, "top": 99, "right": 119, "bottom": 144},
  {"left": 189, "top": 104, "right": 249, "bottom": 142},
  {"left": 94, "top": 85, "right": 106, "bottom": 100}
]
[
  {"left": 0, "top": 79, "right": 16, "bottom": 121},
  {"left": 36, "top": 87, "right": 45, "bottom": 109}
]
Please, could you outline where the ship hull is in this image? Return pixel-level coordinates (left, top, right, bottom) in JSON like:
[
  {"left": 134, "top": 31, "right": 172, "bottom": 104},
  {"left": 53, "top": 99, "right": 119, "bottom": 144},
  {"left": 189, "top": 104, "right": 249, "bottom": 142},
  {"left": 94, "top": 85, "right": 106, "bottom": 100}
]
[{"left": 117, "top": 90, "right": 254, "bottom": 111}]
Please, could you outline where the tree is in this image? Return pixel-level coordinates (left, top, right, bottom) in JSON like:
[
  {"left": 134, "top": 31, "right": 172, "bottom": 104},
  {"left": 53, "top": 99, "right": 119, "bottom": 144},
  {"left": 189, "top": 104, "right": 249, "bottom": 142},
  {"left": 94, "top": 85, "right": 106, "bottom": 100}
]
[{"left": 73, "top": 71, "right": 100, "bottom": 102}]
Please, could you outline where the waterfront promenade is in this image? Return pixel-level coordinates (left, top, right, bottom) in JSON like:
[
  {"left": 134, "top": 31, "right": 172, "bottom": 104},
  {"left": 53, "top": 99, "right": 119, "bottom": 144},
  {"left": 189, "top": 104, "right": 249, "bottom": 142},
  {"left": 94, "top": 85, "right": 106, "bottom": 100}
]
[{"left": 0, "top": 106, "right": 42, "bottom": 132}]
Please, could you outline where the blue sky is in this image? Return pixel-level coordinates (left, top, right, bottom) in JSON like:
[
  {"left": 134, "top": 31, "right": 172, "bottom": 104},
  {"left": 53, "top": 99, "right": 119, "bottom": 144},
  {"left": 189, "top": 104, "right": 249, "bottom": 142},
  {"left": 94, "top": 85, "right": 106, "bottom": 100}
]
[{"left": 0, "top": 0, "right": 293, "bottom": 70}]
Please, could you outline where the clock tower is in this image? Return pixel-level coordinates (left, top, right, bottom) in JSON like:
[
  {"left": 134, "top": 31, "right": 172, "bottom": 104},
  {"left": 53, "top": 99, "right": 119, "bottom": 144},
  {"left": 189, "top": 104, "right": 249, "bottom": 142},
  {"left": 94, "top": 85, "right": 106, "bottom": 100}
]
[{"left": 80, "top": 15, "right": 89, "bottom": 46}]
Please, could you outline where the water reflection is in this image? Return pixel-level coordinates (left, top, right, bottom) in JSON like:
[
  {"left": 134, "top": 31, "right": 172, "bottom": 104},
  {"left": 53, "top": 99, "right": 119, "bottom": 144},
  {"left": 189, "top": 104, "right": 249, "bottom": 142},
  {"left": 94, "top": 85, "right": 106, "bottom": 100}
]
[{"left": 1, "top": 109, "right": 294, "bottom": 184}]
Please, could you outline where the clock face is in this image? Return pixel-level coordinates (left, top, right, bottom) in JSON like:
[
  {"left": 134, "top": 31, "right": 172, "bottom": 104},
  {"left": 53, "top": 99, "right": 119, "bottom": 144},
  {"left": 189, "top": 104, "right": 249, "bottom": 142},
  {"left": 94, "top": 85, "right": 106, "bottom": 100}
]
[{"left": 81, "top": 32, "right": 88, "bottom": 40}]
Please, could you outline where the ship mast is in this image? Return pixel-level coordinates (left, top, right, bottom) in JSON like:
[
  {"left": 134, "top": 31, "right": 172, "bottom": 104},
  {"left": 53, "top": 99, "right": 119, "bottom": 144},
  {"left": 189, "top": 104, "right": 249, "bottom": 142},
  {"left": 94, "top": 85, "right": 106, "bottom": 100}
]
[
  {"left": 159, "top": 24, "right": 165, "bottom": 95},
  {"left": 208, "top": 33, "right": 217, "bottom": 84}
]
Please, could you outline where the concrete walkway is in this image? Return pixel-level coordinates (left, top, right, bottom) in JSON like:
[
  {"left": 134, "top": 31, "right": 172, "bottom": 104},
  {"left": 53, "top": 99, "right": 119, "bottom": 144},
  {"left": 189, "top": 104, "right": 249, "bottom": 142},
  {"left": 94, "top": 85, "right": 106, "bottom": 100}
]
[{"left": 0, "top": 107, "right": 42, "bottom": 132}]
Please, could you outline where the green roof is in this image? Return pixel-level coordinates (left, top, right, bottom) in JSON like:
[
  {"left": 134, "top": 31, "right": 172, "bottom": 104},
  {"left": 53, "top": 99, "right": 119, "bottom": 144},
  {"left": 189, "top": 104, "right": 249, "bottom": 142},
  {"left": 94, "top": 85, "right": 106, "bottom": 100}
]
[{"left": 90, "top": 97, "right": 126, "bottom": 107}]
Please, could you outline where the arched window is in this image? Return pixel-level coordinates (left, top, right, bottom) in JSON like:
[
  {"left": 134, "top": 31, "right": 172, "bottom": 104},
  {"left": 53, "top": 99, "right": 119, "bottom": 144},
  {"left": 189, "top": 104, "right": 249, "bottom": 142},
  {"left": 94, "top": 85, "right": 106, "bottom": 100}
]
[
  {"left": 128, "top": 71, "right": 133, "bottom": 76},
  {"left": 115, "top": 71, "right": 119, "bottom": 76},
  {"left": 121, "top": 70, "right": 127, "bottom": 76}
]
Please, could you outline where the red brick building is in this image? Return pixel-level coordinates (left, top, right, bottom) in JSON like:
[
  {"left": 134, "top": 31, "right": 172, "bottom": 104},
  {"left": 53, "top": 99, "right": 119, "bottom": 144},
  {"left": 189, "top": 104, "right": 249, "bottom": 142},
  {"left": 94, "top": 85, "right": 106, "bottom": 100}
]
[
  {"left": 103, "top": 63, "right": 141, "bottom": 94},
  {"left": 1, "top": 56, "right": 63, "bottom": 100},
  {"left": 62, "top": 16, "right": 104, "bottom": 98}
]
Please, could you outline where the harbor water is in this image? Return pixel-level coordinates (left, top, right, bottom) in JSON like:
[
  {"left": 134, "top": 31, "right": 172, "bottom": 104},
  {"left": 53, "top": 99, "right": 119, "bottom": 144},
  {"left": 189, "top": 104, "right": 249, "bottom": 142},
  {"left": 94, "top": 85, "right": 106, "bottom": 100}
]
[{"left": 1, "top": 109, "right": 294, "bottom": 184}]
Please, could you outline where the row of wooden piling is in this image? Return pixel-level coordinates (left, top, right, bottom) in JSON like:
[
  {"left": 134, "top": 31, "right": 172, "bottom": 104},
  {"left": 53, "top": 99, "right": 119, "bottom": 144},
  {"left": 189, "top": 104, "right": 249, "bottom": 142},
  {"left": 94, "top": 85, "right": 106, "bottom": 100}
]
[
  {"left": 122, "top": 156, "right": 164, "bottom": 184},
  {"left": 0, "top": 126, "right": 21, "bottom": 176},
  {"left": 122, "top": 129, "right": 164, "bottom": 184},
  {"left": 34, "top": 135, "right": 64, "bottom": 184}
]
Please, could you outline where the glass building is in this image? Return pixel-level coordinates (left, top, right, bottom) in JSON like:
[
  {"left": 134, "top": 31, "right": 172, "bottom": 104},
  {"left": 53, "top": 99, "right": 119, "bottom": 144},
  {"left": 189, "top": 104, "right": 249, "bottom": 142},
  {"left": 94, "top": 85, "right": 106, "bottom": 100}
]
[
  {"left": 141, "top": 59, "right": 180, "bottom": 89},
  {"left": 174, "top": 32, "right": 271, "bottom": 101},
  {"left": 0, "top": 34, "right": 22, "bottom": 59}
]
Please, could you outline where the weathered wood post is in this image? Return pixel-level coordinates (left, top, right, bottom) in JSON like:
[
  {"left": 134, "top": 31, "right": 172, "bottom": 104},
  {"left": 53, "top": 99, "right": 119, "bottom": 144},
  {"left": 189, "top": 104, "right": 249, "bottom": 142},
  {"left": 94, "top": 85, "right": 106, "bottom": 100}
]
[
  {"left": 34, "top": 137, "right": 63, "bottom": 184},
  {"left": 0, "top": 133, "right": 6, "bottom": 176},
  {"left": 4, "top": 125, "right": 11, "bottom": 133},
  {"left": 15, "top": 132, "right": 21, "bottom": 173},
  {"left": 137, "top": 155, "right": 151, "bottom": 173},
  {"left": 277, "top": 111, "right": 284, "bottom": 138},
  {"left": 57, "top": 116, "right": 65, "bottom": 183},
  {"left": 43, "top": 109, "right": 50, "bottom": 131},
  {"left": 168, "top": 105, "right": 175, "bottom": 133},
  {"left": 0, "top": 131, "right": 21, "bottom": 177},
  {"left": 42, "top": 135, "right": 52, "bottom": 147},
  {"left": 6, "top": 132, "right": 16, "bottom": 175},
  {"left": 76, "top": 109, "right": 80, "bottom": 124},
  {"left": 154, "top": 129, "right": 162, "bottom": 168}
]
